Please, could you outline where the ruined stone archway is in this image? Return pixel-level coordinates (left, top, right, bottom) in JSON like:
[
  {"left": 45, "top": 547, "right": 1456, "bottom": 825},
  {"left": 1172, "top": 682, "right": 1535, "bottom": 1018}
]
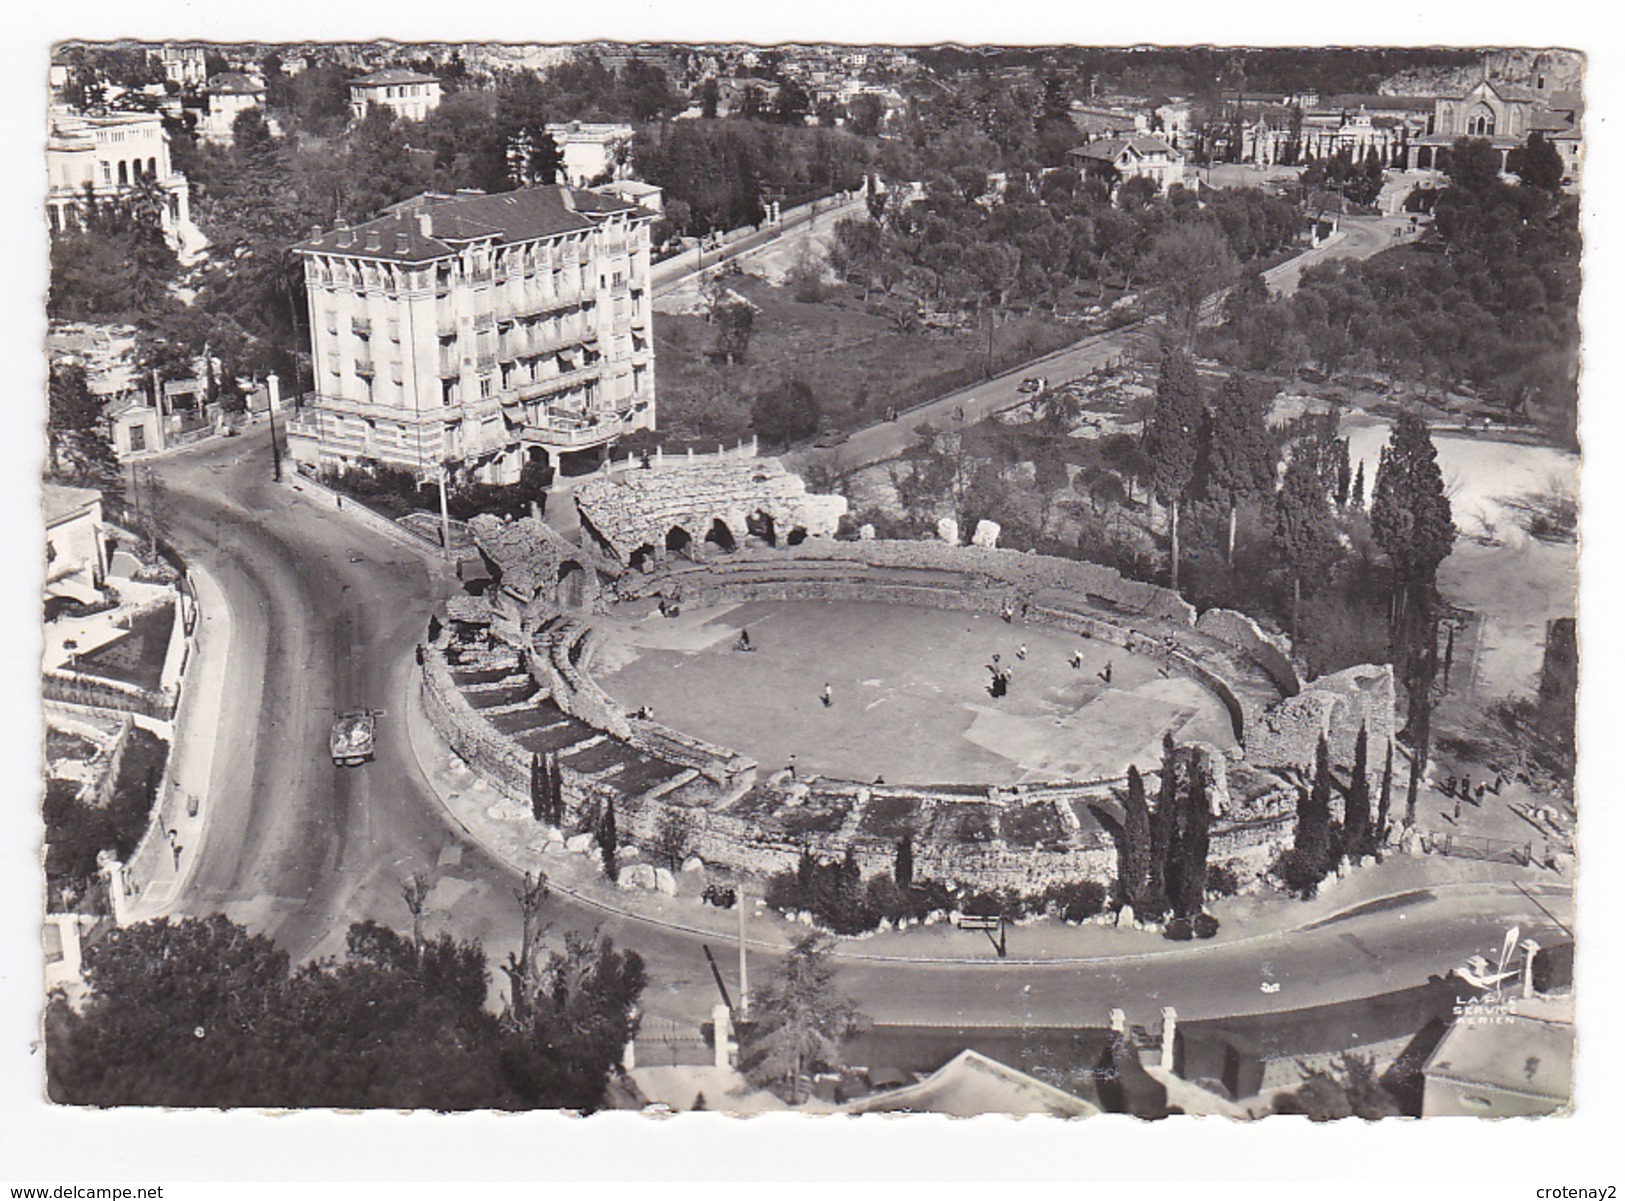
[
  {"left": 745, "top": 510, "right": 777, "bottom": 547},
  {"left": 665, "top": 525, "right": 694, "bottom": 559},
  {"left": 629, "top": 544, "right": 657, "bottom": 574},
  {"left": 705, "top": 518, "right": 737, "bottom": 554},
  {"left": 786, "top": 526, "right": 809, "bottom": 547},
  {"left": 557, "top": 560, "right": 590, "bottom": 609}
]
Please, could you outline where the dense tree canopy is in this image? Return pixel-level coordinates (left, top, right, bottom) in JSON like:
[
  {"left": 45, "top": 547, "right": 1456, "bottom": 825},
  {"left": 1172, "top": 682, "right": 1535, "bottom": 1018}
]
[{"left": 47, "top": 914, "right": 645, "bottom": 1111}]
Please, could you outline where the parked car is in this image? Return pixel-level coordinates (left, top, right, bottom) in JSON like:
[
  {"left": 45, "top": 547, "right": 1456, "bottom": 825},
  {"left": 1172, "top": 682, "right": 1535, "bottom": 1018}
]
[
  {"left": 1017, "top": 376, "right": 1048, "bottom": 394},
  {"left": 813, "top": 430, "right": 849, "bottom": 448}
]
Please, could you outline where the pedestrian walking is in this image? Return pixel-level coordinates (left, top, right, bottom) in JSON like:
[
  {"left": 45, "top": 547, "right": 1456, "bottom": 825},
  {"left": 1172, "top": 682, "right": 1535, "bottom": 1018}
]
[
  {"left": 787, "top": 754, "right": 798, "bottom": 780},
  {"left": 1099, "top": 661, "right": 1113, "bottom": 685},
  {"left": 1016, "top": 644, "right": 1028, "bottom": 661},
  {"left": 1070, "top": 650, "right": 1083, "bottom": 670},
  {"left": 1454, "top": 800, "right": 1463, "bottom": 822},
  {"left": 821, "top": 683, "right": 833, "bottom": 708}
]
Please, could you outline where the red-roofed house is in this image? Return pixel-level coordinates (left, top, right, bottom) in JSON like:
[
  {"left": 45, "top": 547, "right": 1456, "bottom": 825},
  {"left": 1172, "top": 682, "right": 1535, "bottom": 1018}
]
[{"left": 289, "top": 184, "right": 656, "bottom": 483}]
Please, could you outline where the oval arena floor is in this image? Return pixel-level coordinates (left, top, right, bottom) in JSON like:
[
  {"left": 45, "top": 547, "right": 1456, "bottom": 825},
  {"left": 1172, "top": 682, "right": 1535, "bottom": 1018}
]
[{"left": 590, "top": 599, "right": 1238, "bottom": 787}]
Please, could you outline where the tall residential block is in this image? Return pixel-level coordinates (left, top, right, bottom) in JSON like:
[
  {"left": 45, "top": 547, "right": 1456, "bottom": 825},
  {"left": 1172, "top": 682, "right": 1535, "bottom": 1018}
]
[{"left": 288, "top": 184, "right": 656, "bottom": 482}]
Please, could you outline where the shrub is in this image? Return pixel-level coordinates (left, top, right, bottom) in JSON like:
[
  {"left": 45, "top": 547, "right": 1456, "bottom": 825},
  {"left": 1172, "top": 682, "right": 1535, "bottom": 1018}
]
[
  {"left": 1163, "top": 915, "right": 1195, "bottom": 941},
  {"left": 1205, "top": 862, "right": 1242, "bottom": 898},
  {"left": 1192, "top": 913, "right": 1221, "bottom": 939},
  {"left": 1271, "top": 847, "right": 1327, "bottom": 899},
  {"left": 1043, "top": 880, "right": 1108, "bottom": 923}
]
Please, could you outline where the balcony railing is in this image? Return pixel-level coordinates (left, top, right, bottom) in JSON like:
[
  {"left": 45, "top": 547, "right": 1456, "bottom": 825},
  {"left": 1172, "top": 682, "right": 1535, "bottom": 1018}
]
[
  {"left": 513, "top": 365, "right": 598, "bottom": 403},
  {"left": 351, "top": 317, "right": 372, "bottom": 336},
  {"left": 355, "top": 358, "right": 376, "bottom": 377},
  {"left": 521, "top": 414, "right": 624, "bottom": 449}
]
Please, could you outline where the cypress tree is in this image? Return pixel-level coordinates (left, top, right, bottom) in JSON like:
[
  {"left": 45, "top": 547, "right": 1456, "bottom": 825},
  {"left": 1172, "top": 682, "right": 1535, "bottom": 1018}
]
[
  {"left": 1145, "top": 735, "right": 1179, "bottom": 918},
  {"left": 1375, "top": 740, "right": 1394, "bottom": 850},
  {"left": 894, "top": 833, "right": 914, "bottom": 891},
  {"left": 1350, "top": 459, "right": 1366, "bottom": 511},
  {"left": 530, "top": 752, "right": 546, "bottom": 823},
  {"left": 1119, "top": 765, "right": 1152, "bottom": 912},
  {"left": 1274, "top": 451, "right": 1338, "bottom": 644},
  {"left": 1334, "top": 438, "right": 1352, "bottom": 509},
  {"left": 1144, "top": 348, "right": 1206, "bottom": 593},
  {"left": 1343, "top": 724, "right": 1371, "bottom": 859},
  {"left": 1201, "top": 373, "right": 1275, "bottom": 562},
  {"left": 599, "top": 798, "right": 619, "bottom": 879},
  {"left": 548, "top": 752, "right": 565, "bottom": 826},
  {"left": 1169, "top": 760, "right": 1212, "bottom": 920},
  {"left": 1295, "top": 735, "right": 1334, "bottom": 876},
  {"left": 1371, "top": 410, "right": 1456, "bottom": 628}
]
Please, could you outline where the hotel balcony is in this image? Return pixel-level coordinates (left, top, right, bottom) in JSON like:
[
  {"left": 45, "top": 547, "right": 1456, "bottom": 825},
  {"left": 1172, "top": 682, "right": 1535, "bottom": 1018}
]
[
  {"left": 512, "top": 364, "right": 599, "bottom": 403},
  {"left": 355, "top": 358, "right": 376, "bottom": 377},
  {"left": 521, "top": 413, "right": 625, "bottom": 450},
  {"left": 352, "top": 317, "right": 372, "bottom": 336}
]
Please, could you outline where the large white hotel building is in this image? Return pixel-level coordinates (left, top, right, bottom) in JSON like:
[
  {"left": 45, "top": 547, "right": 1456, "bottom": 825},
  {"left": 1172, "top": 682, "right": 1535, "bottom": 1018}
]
[{"left": 288, "top": 184, "right": 656, "bottom": 483}]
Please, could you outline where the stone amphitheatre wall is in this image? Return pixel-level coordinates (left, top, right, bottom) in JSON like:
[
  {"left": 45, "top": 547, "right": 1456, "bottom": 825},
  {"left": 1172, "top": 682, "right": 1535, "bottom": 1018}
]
[
  {"left": 1195, "top": 608, "right": 1302, "bottom": 696},
  {"left": 421, "top": 538, "right": 1382, "bottom": 894}
]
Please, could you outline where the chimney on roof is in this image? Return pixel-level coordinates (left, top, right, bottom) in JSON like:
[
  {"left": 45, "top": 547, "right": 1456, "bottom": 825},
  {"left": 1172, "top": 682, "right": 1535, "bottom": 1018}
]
[
  {"left": 418, "top": 212, "right": 433, "bottom": 238},
  {"left": 309, "top": 224, "right": 321, "bottom": 240},
  {"left": 339, "top": 230, "right": 355, "bottom": 248},
  {"left": 395, "top": 231, "right": 409, "bottom": 253},
  {"left": 365, "top": 231, "right": 381, "bottom": 251}
]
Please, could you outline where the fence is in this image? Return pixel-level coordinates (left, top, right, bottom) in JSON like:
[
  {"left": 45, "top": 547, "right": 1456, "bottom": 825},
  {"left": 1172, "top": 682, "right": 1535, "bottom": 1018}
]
[{"left": 1437, "top": 833, "right": 1532, "bottom": 866}]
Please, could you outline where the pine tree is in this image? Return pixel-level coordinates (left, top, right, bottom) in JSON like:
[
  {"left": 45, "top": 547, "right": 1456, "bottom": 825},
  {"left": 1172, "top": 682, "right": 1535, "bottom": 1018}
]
[
  {"left": 1334, "top": 438, "right": 1352, "bottom": 509},
  {"left": 599, "top": 799, "right": 619, "bottom": 880},
  {"left": 1143, "top": 348, "right": 1206, "bottom": 593},
  {"left": 1201, "top": 374, "right": 1275, "bottom": 562},
  {"left": 1350, "top": 459, "right": 1366, "bottom": 511},
  {"left": 893, "top": 833, "right": 914, "bottom": 892},
  {"left": 1343, "top": 724, "right": 1371, "bottom": 860}
]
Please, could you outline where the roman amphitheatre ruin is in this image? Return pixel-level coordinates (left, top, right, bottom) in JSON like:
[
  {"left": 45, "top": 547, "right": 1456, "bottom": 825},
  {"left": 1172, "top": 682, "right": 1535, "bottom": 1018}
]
[{"left": 420, "top": 456, "right": 1394, "bottom": 895}]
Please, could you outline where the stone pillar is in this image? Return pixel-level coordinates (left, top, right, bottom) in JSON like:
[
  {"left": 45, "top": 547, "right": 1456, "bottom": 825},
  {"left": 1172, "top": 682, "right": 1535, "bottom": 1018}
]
[
  {"left": 1109, "top": 1008, "right": 1127, "bottom": 1035},
  {"left": 267, "top": 372, "right": 281, "bottom": 412},
  {"left": 713, "top": 1003, "right": 734, "bottom": 1070},
  {"left": 1159, "top": 1006, "right": 1178, "bottom": 1073},
  {"left": 99, "top": 857, "right": 130, "bottom": 927},
  {"left": 1522, "top": 939, "right": 1542, "bottom": 1000}
]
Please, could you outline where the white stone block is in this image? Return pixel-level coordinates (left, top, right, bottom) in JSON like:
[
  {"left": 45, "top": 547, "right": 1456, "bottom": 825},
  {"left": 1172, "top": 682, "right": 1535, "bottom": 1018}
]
[
  {"left": 936, "top": 517, "right": 959, "bottom": 545},
  {"left": 655, "top": 867, "right": 678, "bottom": 896},
  {"left": 971, "top": 519, "right": 1000, "bottom": 548},
  {"left": 566, "top": 832, "right": 597, "bottom": 854}
]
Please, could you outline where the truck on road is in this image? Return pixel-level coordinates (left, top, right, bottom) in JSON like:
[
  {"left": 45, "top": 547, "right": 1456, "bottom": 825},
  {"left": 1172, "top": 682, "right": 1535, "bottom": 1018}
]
[{"left": 330, "top": 710, "right": 378, "bottom": 766}]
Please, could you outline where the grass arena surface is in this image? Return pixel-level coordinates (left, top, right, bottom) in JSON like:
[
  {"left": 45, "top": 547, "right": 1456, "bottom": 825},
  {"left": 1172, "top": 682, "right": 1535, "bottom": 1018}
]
[{"left": 591, "top": 599, "right": 1237, "bottom": 786}]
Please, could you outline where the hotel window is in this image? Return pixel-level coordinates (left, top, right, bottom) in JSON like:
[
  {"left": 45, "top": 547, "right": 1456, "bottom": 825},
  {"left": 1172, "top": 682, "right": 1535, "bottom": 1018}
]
[
  {"left": 479, "top": 376, "right": 493, "bottom": 399},
  {"left": 389, "top": 320, "right": 401, "bottom": 342},
  {"left": 325, "top": 311, "right": 338, "bottom": 335}
]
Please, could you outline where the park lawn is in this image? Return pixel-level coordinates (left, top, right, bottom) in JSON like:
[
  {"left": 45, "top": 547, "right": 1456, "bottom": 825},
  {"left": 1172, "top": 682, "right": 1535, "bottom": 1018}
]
[{"left": 653, "top": 275, "right": 1082, "bottom": 446}]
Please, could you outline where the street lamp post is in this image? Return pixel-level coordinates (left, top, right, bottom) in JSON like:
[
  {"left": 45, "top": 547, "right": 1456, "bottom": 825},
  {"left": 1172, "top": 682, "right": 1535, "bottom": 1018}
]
[{"left": 267, "top": 386, "right": 283, "bottom": 482}]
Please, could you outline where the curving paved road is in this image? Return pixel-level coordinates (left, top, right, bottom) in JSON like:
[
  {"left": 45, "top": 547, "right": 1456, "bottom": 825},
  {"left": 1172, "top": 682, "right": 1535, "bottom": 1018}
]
[{"left": 150, "top": 425, "right": 1569, "bottom": 1033}]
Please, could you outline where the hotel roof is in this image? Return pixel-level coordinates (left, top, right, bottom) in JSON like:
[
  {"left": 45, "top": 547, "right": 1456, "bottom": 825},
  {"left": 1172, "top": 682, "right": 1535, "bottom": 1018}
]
[{"left": 294, "top": 185, "right": 647, "bottom": 263}]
